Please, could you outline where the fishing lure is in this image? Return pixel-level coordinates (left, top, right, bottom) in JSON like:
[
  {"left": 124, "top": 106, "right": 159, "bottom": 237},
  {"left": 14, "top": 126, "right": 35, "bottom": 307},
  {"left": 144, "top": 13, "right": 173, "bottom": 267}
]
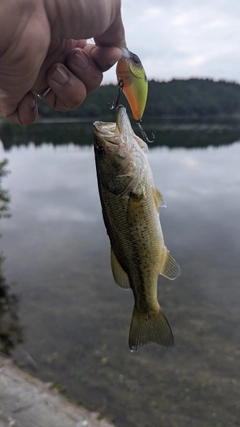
[{"left": 109, "top": 47, "right": 154, "bottom": 143}]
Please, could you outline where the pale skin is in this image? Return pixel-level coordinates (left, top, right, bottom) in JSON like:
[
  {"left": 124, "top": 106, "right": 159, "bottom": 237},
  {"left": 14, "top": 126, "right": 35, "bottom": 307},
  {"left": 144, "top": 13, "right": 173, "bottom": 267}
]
[{"left": 0, "top": 0, "right": 126, "bottom": 125}]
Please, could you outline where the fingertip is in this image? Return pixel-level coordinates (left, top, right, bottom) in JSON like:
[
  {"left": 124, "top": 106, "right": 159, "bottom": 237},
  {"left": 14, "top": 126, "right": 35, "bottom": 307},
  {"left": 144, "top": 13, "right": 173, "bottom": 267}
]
[
  {"left": 5, "top": 93, "right": 38, "bottom": 126},
  {"left": 19, "top": 93, "right": 38, "bottom": 125},
  {"left": 46, "top": 63, "right": 87, "bottom": 112},
  {"left": 66, "top": 49, "right": 102, "bottom": 94},
  {"left": 91, "top": 46, "right": 123, "bottom": 71},
  {"left": 50, "top": 65, "right": 70, "bottom": 86}
]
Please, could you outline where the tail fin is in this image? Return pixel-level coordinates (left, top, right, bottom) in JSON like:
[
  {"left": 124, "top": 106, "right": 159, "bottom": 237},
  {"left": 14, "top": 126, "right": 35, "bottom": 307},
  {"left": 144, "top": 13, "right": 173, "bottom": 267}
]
[{"left": 129, "top": 306, "right": 174, "bottom": 351}]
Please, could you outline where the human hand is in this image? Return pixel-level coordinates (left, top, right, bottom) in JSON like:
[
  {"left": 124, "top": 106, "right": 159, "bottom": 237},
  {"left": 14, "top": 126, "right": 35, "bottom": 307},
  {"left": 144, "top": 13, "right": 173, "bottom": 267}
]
[{"left": 0, "top": 0, "right": 125, "bottom": 125}]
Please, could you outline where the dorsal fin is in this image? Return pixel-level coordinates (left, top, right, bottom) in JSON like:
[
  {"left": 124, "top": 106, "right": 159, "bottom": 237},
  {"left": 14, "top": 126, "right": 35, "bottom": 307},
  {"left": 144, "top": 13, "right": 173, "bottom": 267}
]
[{"left": 153, "top": 188, "right": 166, "bottom": 211}]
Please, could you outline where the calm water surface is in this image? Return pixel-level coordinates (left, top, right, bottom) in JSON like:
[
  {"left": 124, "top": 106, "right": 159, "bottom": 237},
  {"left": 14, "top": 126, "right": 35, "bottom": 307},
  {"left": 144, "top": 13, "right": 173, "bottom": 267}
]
[{"left": 0, "top": 120, "right": 240, "bottom": 427}]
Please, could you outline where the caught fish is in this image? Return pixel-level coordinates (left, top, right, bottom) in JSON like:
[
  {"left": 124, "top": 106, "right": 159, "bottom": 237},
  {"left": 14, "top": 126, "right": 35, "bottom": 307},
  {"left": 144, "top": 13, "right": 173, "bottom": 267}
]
[
  {"left": 116, "top": 47, "right": 148, "bottom": 122},
  {"left": 93, "top": 106, "right": 180, "bottom": 350}
]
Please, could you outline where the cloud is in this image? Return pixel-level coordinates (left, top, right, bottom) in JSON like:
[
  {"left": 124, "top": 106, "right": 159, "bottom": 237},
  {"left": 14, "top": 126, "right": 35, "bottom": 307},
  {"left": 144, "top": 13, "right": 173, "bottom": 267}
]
[{"left": 103, "top": 0, "right": 240, "bottom": 84}]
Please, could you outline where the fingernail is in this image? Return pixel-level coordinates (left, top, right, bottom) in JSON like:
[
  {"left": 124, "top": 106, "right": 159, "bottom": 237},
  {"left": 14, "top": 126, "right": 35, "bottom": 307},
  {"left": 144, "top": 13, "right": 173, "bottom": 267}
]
[
  {"left": 73, "top": 50, "right": 89, "bottom": 69},
  {"left": 29, "top": 98, "right": 36, "bottom": 110},
  {"left": 52, "top": 66, "right": 69, "bottom": 84}
]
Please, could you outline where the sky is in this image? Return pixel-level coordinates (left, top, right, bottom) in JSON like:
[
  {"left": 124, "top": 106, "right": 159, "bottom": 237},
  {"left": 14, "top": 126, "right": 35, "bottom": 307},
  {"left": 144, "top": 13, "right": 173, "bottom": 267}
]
[{"left": 102, "top": 0, "right": 240, "bottom": 84}]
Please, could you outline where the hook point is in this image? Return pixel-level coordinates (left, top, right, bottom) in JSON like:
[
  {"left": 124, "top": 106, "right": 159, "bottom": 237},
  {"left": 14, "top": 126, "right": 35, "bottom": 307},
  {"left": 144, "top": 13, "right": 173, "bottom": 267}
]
[
  {"left": 107, "top": 79, "right": 124, "bottom": 111},
  {"left": 136, "top": 120, "right": 155, "bottom": 144}
]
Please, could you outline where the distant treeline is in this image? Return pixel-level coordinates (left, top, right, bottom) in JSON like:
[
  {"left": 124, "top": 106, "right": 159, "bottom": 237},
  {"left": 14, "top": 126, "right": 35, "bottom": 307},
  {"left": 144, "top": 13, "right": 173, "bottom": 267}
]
[{"left": 35, "top": 78, "right": 240, "bottom": 119}]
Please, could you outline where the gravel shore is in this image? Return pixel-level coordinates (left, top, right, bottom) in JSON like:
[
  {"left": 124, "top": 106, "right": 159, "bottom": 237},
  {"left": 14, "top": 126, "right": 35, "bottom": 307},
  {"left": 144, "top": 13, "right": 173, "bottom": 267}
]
[{"left": 0, "top": 356, "right": 115, "bottom": 427}]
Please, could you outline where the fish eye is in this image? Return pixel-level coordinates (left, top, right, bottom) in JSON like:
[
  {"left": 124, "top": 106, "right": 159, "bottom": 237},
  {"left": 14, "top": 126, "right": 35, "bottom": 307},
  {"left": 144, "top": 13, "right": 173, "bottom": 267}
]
[
  {"left": 132, "top": 53, "right": 141, "bottom": 65},
  {"left": 95, "top": 145, "right": 105, "bottom": 159}
]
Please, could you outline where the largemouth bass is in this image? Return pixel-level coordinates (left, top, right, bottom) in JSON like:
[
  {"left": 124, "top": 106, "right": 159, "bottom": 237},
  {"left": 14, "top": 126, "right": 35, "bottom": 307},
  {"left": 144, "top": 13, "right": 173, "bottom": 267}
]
[{"left": 93, "top": 106, "right": 180, "bottom": 350}]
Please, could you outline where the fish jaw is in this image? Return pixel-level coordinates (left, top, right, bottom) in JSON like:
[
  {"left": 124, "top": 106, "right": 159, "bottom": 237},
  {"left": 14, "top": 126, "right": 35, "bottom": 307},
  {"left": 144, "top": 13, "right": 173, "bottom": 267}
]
[
  {"left": 116, "top": 105, "right": 135, "bottom": 138},
  {"left": 93, "top": 105, "right": 147, "bottom": 156},
  {"left": 93, "top": 106, "right": 145, "bottom": 196},
  {"left": 93, "top": 105, "right": 134, "bottom": 143}
]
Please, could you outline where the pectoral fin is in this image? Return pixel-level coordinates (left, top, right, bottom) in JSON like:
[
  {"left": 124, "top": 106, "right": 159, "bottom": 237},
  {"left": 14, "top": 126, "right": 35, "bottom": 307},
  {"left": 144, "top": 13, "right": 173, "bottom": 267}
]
[
  {"left": 160, "top": 247, "right": 180, "bottom": 280},
  {"left": 127, "top": 192, "right": 144, "bottom": 225},
  {"left": 111, "top": 248, "right": 130, "bottom": 289}
]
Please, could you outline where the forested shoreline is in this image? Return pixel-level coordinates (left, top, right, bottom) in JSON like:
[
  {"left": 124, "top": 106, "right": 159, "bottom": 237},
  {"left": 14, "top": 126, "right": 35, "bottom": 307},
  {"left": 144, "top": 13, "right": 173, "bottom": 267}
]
[
  {"left": 1, "top": 78, "right": 240, "bottom": 123},
  {"left": 36, "top": 78, "right": 240, "bottom": 120}
]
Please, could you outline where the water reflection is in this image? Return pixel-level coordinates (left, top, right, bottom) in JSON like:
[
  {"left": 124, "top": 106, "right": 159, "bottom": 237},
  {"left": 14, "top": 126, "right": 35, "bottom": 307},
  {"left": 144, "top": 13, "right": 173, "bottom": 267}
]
[
  {"left": 0, "top": 159, "right": 24, "bottom": 355},
  {"left": 0, "top": 120, "right": 93, "bottom": 150},
  {"left": 2, "top": 117, "right": 240, "bottom": 150},
  {"left": 0, "top": 125, "right": 240, "bottom": 426}
]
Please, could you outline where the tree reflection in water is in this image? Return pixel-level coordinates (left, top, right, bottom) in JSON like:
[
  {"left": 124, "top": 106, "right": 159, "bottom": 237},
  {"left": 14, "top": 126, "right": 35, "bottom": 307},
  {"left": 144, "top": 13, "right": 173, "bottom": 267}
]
[{"left": 0, "top": 159, "right": 24, "bottom": 355}]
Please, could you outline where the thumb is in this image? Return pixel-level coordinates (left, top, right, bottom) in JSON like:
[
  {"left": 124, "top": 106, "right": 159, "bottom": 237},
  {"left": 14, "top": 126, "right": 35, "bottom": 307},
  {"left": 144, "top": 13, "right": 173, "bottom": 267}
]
[
  {"left": 92, "top": 1, "right": 126, "bottom": 70},
  {"left": 94, "top": 9, "right": 126, "bottom": 48}
]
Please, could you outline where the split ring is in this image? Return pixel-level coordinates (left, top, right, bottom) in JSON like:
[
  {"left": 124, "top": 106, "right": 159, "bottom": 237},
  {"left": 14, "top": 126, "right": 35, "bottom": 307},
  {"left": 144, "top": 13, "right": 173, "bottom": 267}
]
[{"left": 37, "top": 87, "right": 51, "bottom": 99}]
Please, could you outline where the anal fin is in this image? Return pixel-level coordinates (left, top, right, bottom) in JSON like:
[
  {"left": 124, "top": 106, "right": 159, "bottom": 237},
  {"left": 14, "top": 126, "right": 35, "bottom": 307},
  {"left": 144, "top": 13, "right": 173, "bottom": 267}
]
[
  {"left": 160, "top": 247, "right": 180, "bottom": 280},
  {"left": 111, "top": 248, "right": 130, "bottom": 289}
]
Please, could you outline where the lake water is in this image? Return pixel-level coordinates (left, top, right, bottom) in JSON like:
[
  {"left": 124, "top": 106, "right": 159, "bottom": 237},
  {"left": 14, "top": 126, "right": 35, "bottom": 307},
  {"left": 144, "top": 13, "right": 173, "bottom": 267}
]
[{"left": 0, "top": 119, "right": 240, "bottom": 427}]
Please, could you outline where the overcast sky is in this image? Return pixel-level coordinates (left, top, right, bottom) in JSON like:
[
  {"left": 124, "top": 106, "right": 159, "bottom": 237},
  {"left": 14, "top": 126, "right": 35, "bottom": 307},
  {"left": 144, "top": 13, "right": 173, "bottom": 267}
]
[{"left": 103, "top": 0, "right": 240, "bottom": 84}]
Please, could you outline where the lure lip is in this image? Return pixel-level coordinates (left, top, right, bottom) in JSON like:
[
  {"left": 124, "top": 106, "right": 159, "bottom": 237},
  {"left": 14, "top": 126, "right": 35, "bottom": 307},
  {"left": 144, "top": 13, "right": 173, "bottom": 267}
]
[{"left": 120, "top": 46, "right": 132, "bottom": 60}]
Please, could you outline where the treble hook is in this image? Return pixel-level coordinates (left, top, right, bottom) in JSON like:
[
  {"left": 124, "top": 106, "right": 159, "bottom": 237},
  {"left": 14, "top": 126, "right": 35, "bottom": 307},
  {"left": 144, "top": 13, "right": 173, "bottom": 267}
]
[
  {"left": 136, "top": 119, "right": 155, "bottom": 144},
  {"left": 107, "top": 79, "right": 155, "bottom": 144},
  {"left": 107, "top": 79, "right": 124, "bottom": 110}
]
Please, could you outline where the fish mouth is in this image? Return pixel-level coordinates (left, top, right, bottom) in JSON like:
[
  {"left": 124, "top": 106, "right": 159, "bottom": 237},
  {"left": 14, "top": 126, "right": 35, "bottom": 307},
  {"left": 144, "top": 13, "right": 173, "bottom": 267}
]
[{"left": 93, "top": 105, "right": 133, "bottom": 144}]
